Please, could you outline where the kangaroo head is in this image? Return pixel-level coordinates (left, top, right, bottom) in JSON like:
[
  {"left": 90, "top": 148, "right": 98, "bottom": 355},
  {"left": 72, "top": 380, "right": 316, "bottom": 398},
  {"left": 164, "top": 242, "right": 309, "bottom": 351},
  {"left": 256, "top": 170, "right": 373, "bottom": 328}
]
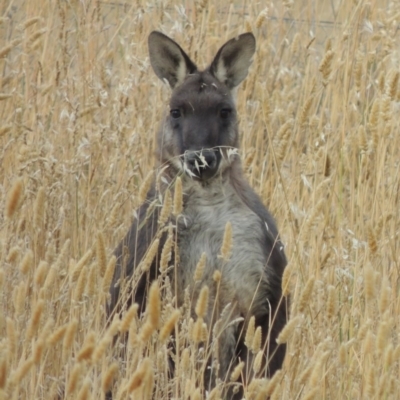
[{"left": 148, "top": 31, "right": 255, "bottom": 181}]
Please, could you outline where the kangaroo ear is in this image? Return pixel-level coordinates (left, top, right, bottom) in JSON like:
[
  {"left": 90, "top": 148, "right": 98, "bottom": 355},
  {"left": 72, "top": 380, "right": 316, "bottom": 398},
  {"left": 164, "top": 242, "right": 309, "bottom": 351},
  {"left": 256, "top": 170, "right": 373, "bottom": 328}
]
[
  {"left": 148, "top": 31, "right": 197, "bottom": 89},
  {"left": 210, "top": 33, "right": 256, "bottom": 89}
]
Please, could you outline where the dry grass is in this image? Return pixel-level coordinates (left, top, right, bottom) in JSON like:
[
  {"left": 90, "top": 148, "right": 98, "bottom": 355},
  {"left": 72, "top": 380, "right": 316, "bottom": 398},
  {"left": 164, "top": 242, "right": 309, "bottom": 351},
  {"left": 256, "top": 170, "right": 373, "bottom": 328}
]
[{"left": 1, "top": 0, "right": 400, "bottom": 399}]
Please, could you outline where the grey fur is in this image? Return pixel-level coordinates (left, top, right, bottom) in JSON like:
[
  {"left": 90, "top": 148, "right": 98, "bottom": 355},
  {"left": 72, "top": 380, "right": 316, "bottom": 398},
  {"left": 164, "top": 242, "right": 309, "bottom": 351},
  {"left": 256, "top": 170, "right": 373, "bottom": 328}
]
[{"left": 108, "top": 31, "right": 288, "bottom": 400}]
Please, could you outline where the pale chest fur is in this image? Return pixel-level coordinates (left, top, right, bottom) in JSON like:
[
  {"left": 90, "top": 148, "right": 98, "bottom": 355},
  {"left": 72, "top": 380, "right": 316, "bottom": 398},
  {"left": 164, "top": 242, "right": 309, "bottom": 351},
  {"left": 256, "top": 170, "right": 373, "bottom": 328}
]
[{"left": 176, "top": 177, "right": 270, "bottom": 319}]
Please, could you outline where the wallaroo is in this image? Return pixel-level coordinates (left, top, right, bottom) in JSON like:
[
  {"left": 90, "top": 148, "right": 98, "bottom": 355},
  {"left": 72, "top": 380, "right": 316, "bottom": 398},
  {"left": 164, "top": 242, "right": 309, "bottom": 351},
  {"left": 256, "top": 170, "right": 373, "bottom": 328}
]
[{"left": 108, "top": 30, "right": 288, "bottom": 398}]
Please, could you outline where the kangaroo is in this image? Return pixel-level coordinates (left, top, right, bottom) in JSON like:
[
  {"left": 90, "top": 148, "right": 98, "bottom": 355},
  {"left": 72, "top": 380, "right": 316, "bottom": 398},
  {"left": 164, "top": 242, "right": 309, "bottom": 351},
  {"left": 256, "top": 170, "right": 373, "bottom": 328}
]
[{"left": 108, "top": 31, "right": 288, "bottom": 398}]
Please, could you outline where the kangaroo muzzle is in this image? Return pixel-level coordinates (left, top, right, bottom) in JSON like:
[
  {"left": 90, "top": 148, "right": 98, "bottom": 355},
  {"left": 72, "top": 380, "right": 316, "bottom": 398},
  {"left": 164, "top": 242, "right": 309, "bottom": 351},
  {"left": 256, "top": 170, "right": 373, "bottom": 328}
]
[{"left": 184, "top": 149, "right": 220, "bottom": 181}]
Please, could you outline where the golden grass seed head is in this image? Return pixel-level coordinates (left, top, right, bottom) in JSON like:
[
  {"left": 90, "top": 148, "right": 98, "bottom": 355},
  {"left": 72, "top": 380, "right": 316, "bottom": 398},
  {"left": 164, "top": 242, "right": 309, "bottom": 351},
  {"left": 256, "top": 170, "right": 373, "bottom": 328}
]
[
  {"left": 179, "top": 348, "right": 191, "bottom": 378},
  {"left": 367, "top": 225, "right": 378, "bottom": 255},
  {"left": 253, "top": 350, "right": 264, "bottom": 374},
  {"left": 354, "top": 51, "right": 363, "bottom": 92},
  {"left": 326, "top": 285, "right": 337, "bottom": 319},
  {"left": 74, "top": 264, "right": 88, "bottom": 301},
  {"left": 380, "top": 94, "right": 391, "bottom": 123},
  {"left": 6, "top": 318, "right": 17, "bottom": 360},
  {"left": 27, "top": 28, "right": 47, "bottom": 46},
  {"left": 62, "top": 319, "right": 78, "bottom": 362},
  {"left": 13, "top": 280, "right": 27, "bottom": 316},
  {"left": 126, "top": 358, "right": 151, "bottom": 393},
  {"left": 102, "top": 255, "right": 116, "bottom": 296},
  {"left": 191, "top": 388, "right": 202, "bottom": 400},
  {"left": 319, "top": 50, "right": 334, "bottom": 83},
  {"left": 368, "top": 97, "right": 380, "bottom": 132},
  {"left": 141, "top": 239, "right": 160, "bottom": 272},
  {"left": 26, "top": 299, "right": 45, "bottom": 341},
  {"left": 43, "top": 264, "right": 57, "bottom": 295},
  {"left": 0, "top": 39, "right": 21, "bottom": 59},
  {"left": 33, "top": 187, "right": 46, "bottom": 228},
  {"left": 245, "top": 316, "right": 255, "bottom": 350},
  {"left": 194, "top": 252, "right": 206, "bottom": 281},
  {"left": 213, "top": 270, "right": 221, "bottom": 283},
  {"left": 96, "top": 232, "right": 107, "bottom": 276},
  {"left": 92, "top": 319, "right": 120, "bottom": 363},
  {"left": 378, "top": 275, "right": 390, "bottom": 313},
  {"left": 281, "top": 265, "right": 292, "bottom": 296},
  {"left": 378, "top": 71, "right": 385, "bottom": 93},
  {"left": 308, "top": 351, "right": 329, "bottom": 389},
  {"left": 140, "top": 321, "right": 155, "bottom": 343},
  {"left": 208, "top": 386, "right": 222, "bottom": 400},
  {"left": 77, "top": 331, "right": 96, "bottom": 362},
  {"left": 253, "top": 382, "right": 269, "bottom": 400},
  {"left": 358, "top": 319, "right": 372, "bottom": 341},
  {"left": 298, "top": 363, "right": 313, "bottom": 386},
  {"left": 275, "top": 119, "right": 293, "bottom": 163},
  {"left": 11, "top": 357, "right": 34, "bottom": 385},
  {"left": 19, "top": 250, "right": 33, "bottom": 275},
  {"left": 201, "top": 321, "right": 208, "bottom": 342},
  {"left": 252, "top": 326, "right": 262, "bottom": 354},
  {"left": 298, "top": 95, "right": 313, "bottom": 127},
  {"left": 244, "top": 18, "right": 252, "bottom": 33},
  {"left": 366, "top": 364, "right": 376, "bottom": 397},
  {"left": 120, "top": 303, "right": 139, "bottom": 333},
  {"left": 386, "top": 70, "right": 399, "bottom": 100},
  {"left": 364, "top": 264, "right": 375, "bottom": 302},
  {"left": 265, "top": 369, "right": 283, "bottom": 397},
  {"left": 48, "top": 324, "right": 68, "bottom": 346},
  {"left": 102, "top": 362, "right": 119, "bottom": 393},
  {"left": 276, "top": 315, "right": 301, "bottom": 344},
  {"left": 220, "top": 221, "right": 232, "bottom": 261},
  {"left": 173, "top": 176, "right": 183, "bottom": 216},
  {"left": 302, "top": 387, "right": 319, "bottom": 400},
  {"left": 148, "top": 280, "right": 161, "bottom": 329},
  {"left": 128, "top": 318, "right": 138, "bottom": 348},
  {"left": 158, "top": 189, "right": 172, "bottom": 226},
  {"left": 195, "top": 285, "right": 209, "bottom": 319},
  {"left": 34, "top": 260, "right": 49, "bottom": 289},
  {"left": 383, "top": 343, "right": 394, "bottom": 369},
  {"left": 297, "top": 276, "right": 315, "bottom": 314},
  {"left": 358, "top": 125, "right": 368, "bottom": 154},
  {"left": 5, "top": 178, "right": 24, "bottom": 219},
  {"left": 70, "top": 249, "right": 93, "bottom": 283},
  {"left": 23, "top": 16, "right": 41, "bottom": 28},
  {"left": 139, "top": 171, "right": 154, "bottom": 204},
  {"left": 0, "top": 124, "right": 12, "bottom": 136},
  {"left": 230, "top": 361, "right": 244, "bottom": 382},
  {"left": 32, "top": 338, "right": 46, "bottom": 364},
  {"left": 7, "top": 246, "right": 20, "bottom": 264},
  {"left": 66, "top": 362, "right": 82, "bottom": 396},
  {"left": 338, "top": 342, "right": 347, "bottom": 365},
  {"left": 362, "top": 330, "right": 375, "bottom": 357},
  {"left": 192, "top": 317, "right": 204, "bottom": 343},
  {"left": 160, "top": 229, "right": 173, "bottom": 273},
  {"left": 0, "top": 358, "right": 7, "bottom": 389},
  {"left": 159, "top": 309, "right": 180, "bottom": 343},
  {"left": 77, "top": 377, "right": 91, "bottom": 400},
  {"left": 255, "top": 8, "right": 268, "bottom": 29},
  {"left": 376, "top": 320, "right": 390, "bottom": 353},
  {"left": 86, "top": 262, "right": 97, "bottom": 298}
]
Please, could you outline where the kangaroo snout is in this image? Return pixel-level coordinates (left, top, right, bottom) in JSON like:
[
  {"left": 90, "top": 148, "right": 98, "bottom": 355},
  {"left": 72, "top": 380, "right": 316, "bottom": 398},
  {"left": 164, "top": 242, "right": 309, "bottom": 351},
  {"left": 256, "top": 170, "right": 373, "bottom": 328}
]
[{"left": 184, "top": 149, "right": 219, "bottom": 180}]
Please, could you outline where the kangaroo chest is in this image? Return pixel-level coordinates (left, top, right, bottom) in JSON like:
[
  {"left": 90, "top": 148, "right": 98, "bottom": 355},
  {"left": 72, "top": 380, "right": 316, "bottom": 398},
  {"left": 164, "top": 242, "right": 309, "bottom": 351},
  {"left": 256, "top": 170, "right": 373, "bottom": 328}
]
[{"left": 176, "top": 179, "right": 269, "bottom": 317}]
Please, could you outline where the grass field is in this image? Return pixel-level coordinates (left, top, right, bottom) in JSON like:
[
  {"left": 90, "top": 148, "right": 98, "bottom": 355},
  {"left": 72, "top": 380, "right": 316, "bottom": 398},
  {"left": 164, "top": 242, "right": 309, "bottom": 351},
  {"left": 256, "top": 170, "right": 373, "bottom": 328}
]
[{"left": 1, "top": 0, "right": 400, "bottom": 399}]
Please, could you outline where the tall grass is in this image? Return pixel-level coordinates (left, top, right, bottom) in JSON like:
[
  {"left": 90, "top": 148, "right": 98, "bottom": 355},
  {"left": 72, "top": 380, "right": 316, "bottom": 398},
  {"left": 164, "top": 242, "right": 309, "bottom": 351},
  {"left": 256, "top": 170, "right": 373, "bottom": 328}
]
[{"left": 1, "top": 0, "right": 399, "bottom": 399}]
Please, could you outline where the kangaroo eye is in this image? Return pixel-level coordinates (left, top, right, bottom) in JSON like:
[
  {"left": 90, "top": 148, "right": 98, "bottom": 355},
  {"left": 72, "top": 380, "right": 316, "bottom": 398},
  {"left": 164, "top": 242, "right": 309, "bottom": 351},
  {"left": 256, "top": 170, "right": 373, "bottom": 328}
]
[
  {"left": 170, "top": 109, "right": 181, "bottom": 119},
  {"left": 220, "top": 108, "right": 231, "bottom": 119}
]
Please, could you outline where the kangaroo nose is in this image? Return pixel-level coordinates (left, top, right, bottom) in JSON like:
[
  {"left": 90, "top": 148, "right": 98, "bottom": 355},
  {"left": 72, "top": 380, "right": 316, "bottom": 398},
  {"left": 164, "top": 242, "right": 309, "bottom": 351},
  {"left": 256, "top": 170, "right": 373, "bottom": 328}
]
[{"left": 184, "top": 150, "right": 218, "bottom": 179}]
